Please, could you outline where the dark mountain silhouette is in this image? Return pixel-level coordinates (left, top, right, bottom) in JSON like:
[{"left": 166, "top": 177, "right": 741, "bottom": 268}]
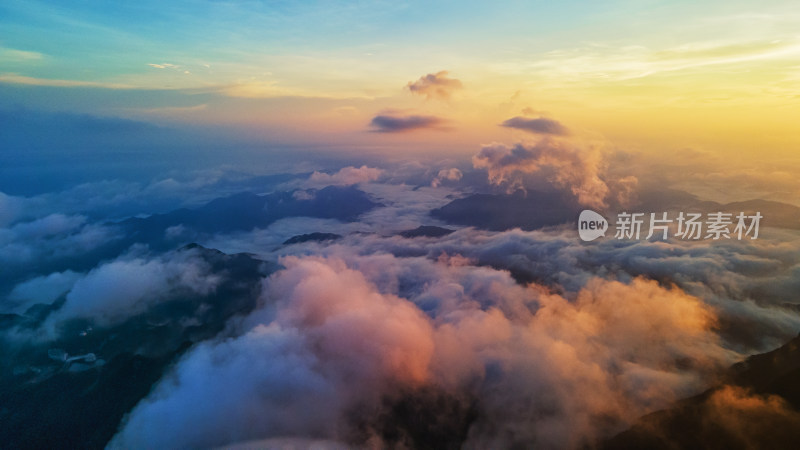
[
  {"left": 398, "top": 225, "right": 455, "bottom": 238},
  {"left": 604, "top": 333, "right": 800, "bottom": 450},
  {"left": 431, "top": 190, "right": 580, "bottom": 231},
  {"left": 282, "top": 232, "right": 342, "bottom": 245},
  {"left": 431, "top": 188, "right": 800, "bottom": 231},
  {"left": 119, "top": 185, "right": 381, "bottom": 245}
]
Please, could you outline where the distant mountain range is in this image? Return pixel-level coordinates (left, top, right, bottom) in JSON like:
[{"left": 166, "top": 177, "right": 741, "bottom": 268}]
[
  {"left": 1, "top": 186, "right": 381, "bottom": 296},
  {"left": 282, "top": 232, "right": 342, "bottom": 245},
  {"left": 398, "top": 225, "right": 455, "bottom": 238},
  {"left": 432, "top": 188, "right": 800, "bottom": 231},
  {"left": 119, "top": 185, "right": 382, "bottom": 246}
]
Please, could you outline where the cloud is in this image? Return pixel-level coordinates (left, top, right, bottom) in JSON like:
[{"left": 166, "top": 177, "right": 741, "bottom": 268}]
[
  {"left": 228, "top": 211, "right": 800, "bottom": 351},
  {"left": 369, "top": 114, "right": 446, "bottom": 133},
  {"left": 431, "top": 168, "right": 463, "bottom": 187},
  {"left": 701, "top": 386, "right": 800, "bottom": 445},
  {"left": 6, "top": 270, "right": 82, "bottom": 314},
  {"left": 112, "top": 251, "right": 733, "bottom": 448},
  {"left": 3, "top": 143, "right": 799, "bottom": 448},
  {"left": 0, "top": 47, "right": 44, "bottom": 61},
  {"left": 137, "top": 104, "right": 208, "bottom": 117},
  {"left": 524, "top": 39, "right": 800, "bottom": 83},
  {"left": 111, "top": 255, "right": 435, "bottom": 448},
  {"left": 501, "top": 116, "right": 570, "bottom": 135},
  {"left": 521, "top": 106, "right": 545, "bottom": 116},
  {"left": 357, "top": 225, "right": 800, "bottom": 350},
  {"left": 0, "top": 163, "right": 311, "bottom": 229},
  {"left": 306, "top": 165, "right": 384, "bottom": 187},
  {"left": 473, "top": 141, "right": 612, "bottom": 208},
  {"left": 0, "top": 214, "right": 120, "bottom": 268},
  {"left": 356, "top": 182, "right": 458, "bottom": 231},
  {"left": 220, "top": 80, "right": 308, "bottom": 98},
  {"left": 620, "top": 385, "right": 800, "bottom": 448},
  {"left": 0, "top": 192, "right": 25, "bottom": 227},
  {"left": 0, "top": 74, "right": 133, "bottom": 89},
  {"left": 202, "top": 183, "right": 459, "bottom": 253},
  {"left": 406, "top": 70, "right": 463, "bottom": 100},
  {"left": 146, "top": 63, "right": 180, "bottom": 69},
  {"left": 44, "top": 247, "right": 222, "bottom": 328}
]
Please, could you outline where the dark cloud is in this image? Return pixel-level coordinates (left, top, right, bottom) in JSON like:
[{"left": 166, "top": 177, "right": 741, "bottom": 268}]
[
  {"left": 406, "top": 70, "right": 463, "bottom": 100},
  {"left": 370, "top": 114, "right": 445, "bottom": 133},
  {"left": 501, "top": 116, "right": 570, "bottom": 135}
]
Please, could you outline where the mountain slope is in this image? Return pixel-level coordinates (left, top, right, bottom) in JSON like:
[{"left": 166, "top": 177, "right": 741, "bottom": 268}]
[{"left": 604, "top": 333, "right": 800, "bottom": 450}]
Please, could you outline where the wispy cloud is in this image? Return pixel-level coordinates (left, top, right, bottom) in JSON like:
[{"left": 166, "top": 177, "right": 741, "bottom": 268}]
[
  {"left": 147, "top": 63, "right": 181, "bottom": 69},
  {"left": 221, "top": 80, "right": 288, "bottom": 98},
  {"left": 306, "top": 166, "right": 384, "bottom": 187},
  {"left": 134, "top": 104, "right": 209, "bottom": 117},
  {"left": 505, "top": 39, "right": 800, "bottom": 82},
  {"left": 0, "top": 47, "right": 44, "bottom": 62},
  {"left": 0, "top": 73, "right": 133, "bottom": 89},
  {"left": 500, "top": 116, "right": 569, "bottom": 135},
  {"left": 369, "top": 114, "right": 447, "bottom": 133}
]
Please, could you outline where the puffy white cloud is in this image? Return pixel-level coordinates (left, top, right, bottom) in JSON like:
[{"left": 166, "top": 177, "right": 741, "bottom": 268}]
[
  {"left": 46, "top": 248, "right": 222, "bottom": 327},
  {"left": 0, "top": 214, "right": 86, "bottom": 241},
  {"left": 0, "top": 214, "right": 120, "bottom": 266},
  {"left": 306, "top": 165, "right": 384, "bottom": 187},
  {"left": 113, "top": 251, "right": 733, "bottom": 448},
  {"left": 112, "top": 255, "right": 434, "bottom": 448},
  {"left": 473, "top": 140, "right": 612, "bottom": 208}
]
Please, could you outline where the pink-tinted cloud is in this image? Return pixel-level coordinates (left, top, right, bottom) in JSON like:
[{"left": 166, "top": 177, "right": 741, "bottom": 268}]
[
  {"left": 113, "top": 252, "right": 731, "bottom": 449},
  {"left": 431, "top": 168, "right": 463, "bottom": 187},
  {"left": 406, "top": 71, "right": 463, "bottom": 100},
  {"left": 307, "top": 165, "right": 384, "bottom": 187},
  {"left": 473, "top": 140, "right": 612, "bottom": 208}
]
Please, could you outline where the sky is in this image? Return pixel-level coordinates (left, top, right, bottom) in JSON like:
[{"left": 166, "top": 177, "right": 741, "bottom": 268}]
[{"left": 2, "top": 0, "right": 800, "bottom": 163}]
